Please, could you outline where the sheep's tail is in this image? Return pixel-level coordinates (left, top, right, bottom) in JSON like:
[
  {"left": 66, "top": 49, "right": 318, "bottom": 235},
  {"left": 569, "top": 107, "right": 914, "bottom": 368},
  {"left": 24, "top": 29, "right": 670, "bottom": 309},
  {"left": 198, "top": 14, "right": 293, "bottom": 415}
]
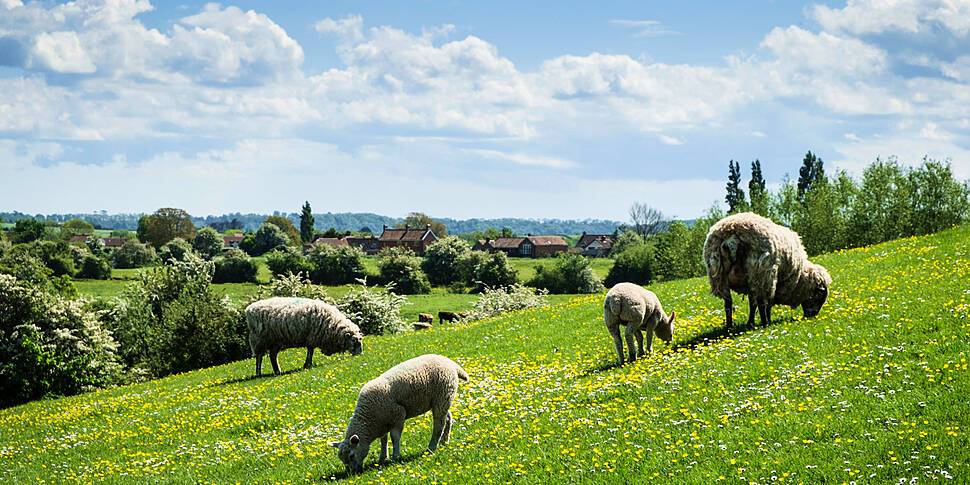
[{"left": 455, "top": 365, "right": 469, "bottom": 382}]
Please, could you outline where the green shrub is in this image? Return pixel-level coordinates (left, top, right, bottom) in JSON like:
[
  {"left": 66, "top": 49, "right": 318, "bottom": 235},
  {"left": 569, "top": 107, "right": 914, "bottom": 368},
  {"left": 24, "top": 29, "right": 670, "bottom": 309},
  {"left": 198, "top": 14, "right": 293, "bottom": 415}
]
[
  {"left": 243, "top": 223, "right": 290, "bottom": 256},
  {"left": 78, "top": 254, "right": 112, "bottom": 280},
  {"left": 458, "top": 250, "right": 517, "bottom": 293},
  {"left": 264, "top": 247, "right": 311, "bottom": 278},
  {"left": 193, "top": 227, "right": 224, "bottom": 260},
  {"left": 9, "top": 240, "right": 76, "bottom": 277},
  {"left": 604, "top": 243, "right": 656, "bottom": 288},
  {"left": 253, "top": 271, "right": 329, "bottom": 302},
  {"left": 0, "top": 274, "right": 122, "bottom": 408},
  {"left": 0, "top": 237, "right": 10, "bottom": 259},
  {"left": 212, "top": 249, "right": 258, "bottom": 283},
  {"left": 421, "top": 236, "right": 470, "bottom": 285},
  {"left": 377, "top": 247, "right": 431, "bottom": 294},
  {"left": 306, "top": 244, "right": 365, "bottom": 285},
  {"left": 466, "top": 283, "right": 548, "bottom": 321},
  {"left": 108, "top": 255, "right": 249, "bottom": 378},
  {"left": 113, "top": 240, "right": 157, "bottom": 269},
  {"left": 336, "top": 280, "right": 407, "bottom": 335},
  {"left": 527, "top": 252, "right": 604, "bottom": 294},
  {"left": 158, "top": 238, "right": 194, "bottom": 263}
]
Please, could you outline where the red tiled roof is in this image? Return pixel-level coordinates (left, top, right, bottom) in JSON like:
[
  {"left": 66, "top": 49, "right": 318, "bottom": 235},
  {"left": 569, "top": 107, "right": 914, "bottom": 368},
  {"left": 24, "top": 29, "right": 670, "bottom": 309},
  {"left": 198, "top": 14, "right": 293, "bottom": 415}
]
[
  {"left": 528, "top": 236, "right": 568, "bottom": 247},
  {"left": 489, "top": 237, "right": 527, "bottom": 249},
  {"left": 68, "top": 235, "right": 89, "bottom": 242},
  {"left": 379, "top": 227, "right": 433, "bottom": 242},
  {"left": 314, "top": 238, "right": 349, "bottom": 247},
  {"left": 102, "top": 237, "right": 126, "bottom": 247}
]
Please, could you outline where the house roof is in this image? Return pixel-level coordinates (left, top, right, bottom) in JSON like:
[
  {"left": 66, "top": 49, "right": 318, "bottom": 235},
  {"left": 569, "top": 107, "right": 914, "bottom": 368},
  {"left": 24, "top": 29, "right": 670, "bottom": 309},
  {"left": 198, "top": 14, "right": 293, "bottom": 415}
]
[
  {"left": 314, "top": 237, "right": 349, "bottom": 247},
  {"left": 576, "top": 233, "right": 614, "bottom": 249},
  {"left": 68, "top": 235, "right": 90, "bottom": 242},
  {"left": 488, "top": 237, "right": 527, "bottom": 248},
  {"left": 379, "top": 224, "right": 436, "bottom": 242},
  {"left": 102, "top": 237, "right": 126, "bottom": 247},
  {"left": 527, "top": 235, "right": 569, "bottom": 247}
]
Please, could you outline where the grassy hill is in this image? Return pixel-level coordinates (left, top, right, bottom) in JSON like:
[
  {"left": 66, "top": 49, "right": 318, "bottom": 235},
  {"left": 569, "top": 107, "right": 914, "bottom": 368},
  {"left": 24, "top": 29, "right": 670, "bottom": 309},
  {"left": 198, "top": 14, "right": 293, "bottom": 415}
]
[{"left": 2, "top": 227, "right": 968, "bottom": 483}]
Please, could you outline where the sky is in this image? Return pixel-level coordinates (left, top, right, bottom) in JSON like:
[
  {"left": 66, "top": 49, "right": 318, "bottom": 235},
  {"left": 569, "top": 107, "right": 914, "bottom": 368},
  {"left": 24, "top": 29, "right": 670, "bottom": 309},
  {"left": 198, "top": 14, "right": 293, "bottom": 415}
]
[{"left": 1, "top": 0, "right": 969, "bottom": 221}]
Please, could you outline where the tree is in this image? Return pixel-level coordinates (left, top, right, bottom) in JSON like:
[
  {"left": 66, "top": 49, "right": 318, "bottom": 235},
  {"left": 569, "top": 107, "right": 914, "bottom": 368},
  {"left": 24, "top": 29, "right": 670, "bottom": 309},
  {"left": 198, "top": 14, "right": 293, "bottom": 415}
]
[
  {"left": 213, "top": 249, "right": 258, "bottom": 283},
  {"left": 604, "top": 243, "right": 655, "bottom": 288},
  {"left": 264, "top": 216, "right": 301, "bottom": 247},
  {"left": 377, "top": 247, "right": 431, "bottom": 294},
  {"left": 848, "top": 157, "right": 911, "bottom": 246},
  {"left": 725, "top": 160, "right": 747, "bottom": 213},
  {"left": 192, "top": 227, "right": 224, "bottom": 260},
  {"left": 395, "top": 212, "right": 448, "bottom": 237},
  {"left": 113, "top": 240, "right": 158, "bottom": 269},
  {"left": 306, "top": 245, "right": 365, "bottom": 285},
  {"left": 300, "top": 201, "right": 315, "bottom": 243},
  {"left": 321, "top": 227, "right": 341, "bottom": 238},
  {"left": 421, "top": 236, "right": 471, "bottom": 286},
  {"left": 748, "top": 159, "right": 769, "bottom": 216},
  {"left": 61, "top": 218, "right": 94, "bottom": 238},
  {"left": 906, "top": 159, "right": 970, "bottom": 236},
  {"left": 527, "top": 253, "right": 603, "bottom": 294},
  {"left": 628, "top": 202, "right": 667, "bottom": 237},
  {"left": 247, "top": 223, "right": 290, "bottom": 256},
  {"left": 653, "top": 221, "right": 697, "bottom": 281},
  {"left": 457, "top": 250, "right": 517, "bottom": 293},
  {"left": 12, "top": 218, "right": 46, "bottom": 244},
  {"left": 138, "top": 208, "right": 196, "bottom": 249},
  {"left": 159, "top": 238, "right": 194, "bottom": 264},
  {"left": 797, "top": 151, "right": 825, "bottom": 201},
  {"left": 610, "top": 230, "right": 645, "bottom": 256}
]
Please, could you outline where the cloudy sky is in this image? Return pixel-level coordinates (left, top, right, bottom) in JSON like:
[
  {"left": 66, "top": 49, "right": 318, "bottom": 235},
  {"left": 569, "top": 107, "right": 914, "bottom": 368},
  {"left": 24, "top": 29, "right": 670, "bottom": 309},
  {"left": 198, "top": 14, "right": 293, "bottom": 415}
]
[{"left": 1, "top": 0, "right": 969, "bottom": 220}]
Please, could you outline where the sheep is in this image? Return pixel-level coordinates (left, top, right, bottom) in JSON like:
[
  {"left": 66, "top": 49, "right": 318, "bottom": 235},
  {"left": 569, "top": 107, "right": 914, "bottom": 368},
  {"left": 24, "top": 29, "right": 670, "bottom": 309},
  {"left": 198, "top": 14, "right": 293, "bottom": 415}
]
[
  {"left": 330, "top": 354, "right": 469, "bottom": 474},
  {"left": 418, "top": 313, "right": 434, "bottom": 323},
  {"left": 244, "top": 297, "right": 363, "bottom": 376},
  {"left": 603, "top": 282, "right": 676, "bottom": 365},
  {"left": 703, "top": 212, "right": 832, "bottom": 327}
]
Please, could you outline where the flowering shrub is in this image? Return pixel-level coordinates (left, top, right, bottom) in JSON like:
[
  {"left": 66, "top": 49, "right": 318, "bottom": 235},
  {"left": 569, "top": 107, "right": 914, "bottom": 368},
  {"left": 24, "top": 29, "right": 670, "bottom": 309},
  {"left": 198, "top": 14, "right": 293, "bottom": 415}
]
[
  {"left": 337, "top": 279, "right": 408, "bottom": 335},
  {"left": 252, "top": 271, "right": 330, "bottom": 302},
  {"left": 466, "top": 283, "right": 548, "bottom": 321}
]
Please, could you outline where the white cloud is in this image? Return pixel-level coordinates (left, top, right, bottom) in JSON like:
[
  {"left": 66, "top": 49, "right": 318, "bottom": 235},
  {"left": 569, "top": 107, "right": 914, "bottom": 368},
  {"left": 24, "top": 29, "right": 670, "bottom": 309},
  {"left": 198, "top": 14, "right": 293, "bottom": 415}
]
[
  {"left": 659, "top": 134, "right": 683, "bottom": 145},
  {"left": 28, "top": 31, "right": 96, "bottom": 73},
  {"left": 610, "top": 19, "right": 681, "bottom": 37},
  {"left": 315, "top": 14, "right": 364, "bottom": 44},
  {"left": 812, "top": 0, "right": 970, "bottom": 37},
  {"left": 462, "top": 148, "right": 577, "bottom": 169}
]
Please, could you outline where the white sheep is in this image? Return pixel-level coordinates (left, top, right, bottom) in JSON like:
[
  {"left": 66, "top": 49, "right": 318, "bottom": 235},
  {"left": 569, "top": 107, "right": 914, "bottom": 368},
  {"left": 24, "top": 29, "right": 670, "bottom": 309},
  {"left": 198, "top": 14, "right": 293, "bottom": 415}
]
[
  {"left": 330, "top": 354, "right": 469, "bottom": 474},
  {"left": 244, "top": 297, "right": 363, "bottom": 376},
  {"left": 603, "top": 282, "right": 676, "bottom": 365},
  {"left": 703, "top": 212, "right": 832, "bottom": 327}
]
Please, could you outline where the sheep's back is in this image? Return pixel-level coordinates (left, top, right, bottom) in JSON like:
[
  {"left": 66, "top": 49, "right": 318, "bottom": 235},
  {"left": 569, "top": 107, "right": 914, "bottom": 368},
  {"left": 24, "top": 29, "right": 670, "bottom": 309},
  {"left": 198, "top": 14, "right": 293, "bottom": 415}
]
[{"left": 245, "top": 297, "right": 355, "bottom": 351}]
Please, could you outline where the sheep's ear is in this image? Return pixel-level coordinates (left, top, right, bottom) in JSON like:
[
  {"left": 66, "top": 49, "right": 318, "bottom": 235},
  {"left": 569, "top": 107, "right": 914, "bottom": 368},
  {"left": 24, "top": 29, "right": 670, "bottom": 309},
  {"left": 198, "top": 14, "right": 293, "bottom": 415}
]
[
  {"left": 350, "top": 434, "right": 360, "bottom": 446},
  {"left": 329, "top": 440, "right": 342, "bottom": 448},
  {"left": 668, "top": 311, "right": 676, "bottom": 324}
]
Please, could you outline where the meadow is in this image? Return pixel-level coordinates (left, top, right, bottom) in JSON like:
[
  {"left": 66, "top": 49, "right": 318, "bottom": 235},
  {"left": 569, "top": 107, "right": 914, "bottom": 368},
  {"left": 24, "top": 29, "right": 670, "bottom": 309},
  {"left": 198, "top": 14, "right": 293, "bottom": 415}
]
[{"left": 2, "top": 227, "right": 967, "bottom": 483}]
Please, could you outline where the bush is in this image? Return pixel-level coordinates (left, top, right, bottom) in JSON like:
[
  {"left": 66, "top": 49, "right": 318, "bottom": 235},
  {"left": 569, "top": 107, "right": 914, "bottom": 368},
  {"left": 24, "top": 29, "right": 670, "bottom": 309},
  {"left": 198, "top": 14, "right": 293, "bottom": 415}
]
[
  {"left": 0, "top": 274, "right": 122, "bottom": 408},
  {"left": 264, "top": 246, "right": 312, "bottom": 278},
  {"left": 9, "top": 240, "right": 77, "bottom": 277},
  {"left": 306, "top": 244, "right": 365, "bottom": 285},
  {"left": 244, "top": 223, "right": 290, "bottom": 256},
  {"left": 527, "top": 252, "right": 604, "bottom": 294},
  {"left": 604, "top": 243, "right": 656, "bottom": 288},
  {"left": 193, "top": 227, "right": 224, "bottom": 260},
  {"left": 78, "top": 254, "right": 112, "bottom": 280},
  {"left": 336, "top": 280, "right": 407, "bottom": 335},
  {"left": 253, "top": 271, "right": 329, "bottom": 302},
  {"left": 0, "top": 237, "right": 10, "bottom": 259},
  {"left": 212, "top": 249, "right": 258, "bottom": 283},
  {"left": 158, "top": 238, "right": 194, "bottom": 264},
  {"left": 108, "top": 254, "right": 249, "bottom": 377},
  {"left": 609, "top": 231, "right": 644, "bottom": 257},
  {"left": 377, "top": 247, "right": 431, "bottom": 294},
  {"left": 113, "top": 240, "right": 157, "bottom": 269},
  {"left": 466, "top": 283, "right": 548, "bottom": 321},
  {"left": 421, "top": 236, "right": 471, "bottom": 285},
  {"left": 458, "top": 250, "right": 517, "bottom": 293}
]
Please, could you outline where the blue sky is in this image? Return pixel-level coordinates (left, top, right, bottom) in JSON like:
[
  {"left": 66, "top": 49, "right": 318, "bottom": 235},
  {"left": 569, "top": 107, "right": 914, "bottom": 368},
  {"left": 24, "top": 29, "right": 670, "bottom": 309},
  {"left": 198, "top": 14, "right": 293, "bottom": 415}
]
[{"left": 2, "top": 0, "right": 969, "bottom": 221}]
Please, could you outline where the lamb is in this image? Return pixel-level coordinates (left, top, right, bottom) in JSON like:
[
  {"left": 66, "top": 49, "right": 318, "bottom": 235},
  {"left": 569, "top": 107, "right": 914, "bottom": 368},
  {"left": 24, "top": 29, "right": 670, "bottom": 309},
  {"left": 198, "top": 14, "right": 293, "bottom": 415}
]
[
  {"left": 418, "top": 313, "right": 434, "bottom": 323},
  {"left": 437, "top": 311, "right": 467, "bottom": 324},
  {"left": 244, "top": 297, "right": 363, "bottom": 376},
  {"left": 330, "top": 354, "right": 468, "bottom": 474},
  {"left": 603, "top": 282, "right": 676, "bottom": 365},
  {"left": 703, "top": 212, "right": 832, "bottom": 327}
]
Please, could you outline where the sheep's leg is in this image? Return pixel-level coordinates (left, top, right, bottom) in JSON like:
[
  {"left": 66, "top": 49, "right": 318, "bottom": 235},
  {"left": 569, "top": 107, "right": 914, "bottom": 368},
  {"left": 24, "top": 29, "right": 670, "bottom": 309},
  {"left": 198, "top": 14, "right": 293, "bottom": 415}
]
[
  {"left": 390, "top": 426, "right": 404, "bottom": 461},
  {"left": 624, "top": 323, "right": 638, "bottom": 363},
  {"left": 747, "top": 297, "right": 757, "bottom": 326},
  {"left": 379, "top": 434, "right": 389, "bottom": 463},
  {"left": 645, "top": 328, "right": 655, "bottom": 353},
  {"left": 269, "top": 351, "right": 282, "bottom": 375},
  {"left": 254, "top": 353, "right": 263, "bottom": 376},
  {"left": 634, "top": 328, "right": 645, "bottom": 358},
  {"left": 303, "top": 347, "right": 314, "bottom": 369},
  {"left": 428, "top": 397, "right": 455, "bottom": 452},
  {"left": 724, "top": 294, "right": 734, "bottom": 327},
  {"left": 764, "top": 304, "right": 773, "bottom": 325},
  {"left": 605, "top": 309, "right": 625, "bottom": 365},
  {"left": 440, "top": 410, "right": 453, "bottom": 444}
]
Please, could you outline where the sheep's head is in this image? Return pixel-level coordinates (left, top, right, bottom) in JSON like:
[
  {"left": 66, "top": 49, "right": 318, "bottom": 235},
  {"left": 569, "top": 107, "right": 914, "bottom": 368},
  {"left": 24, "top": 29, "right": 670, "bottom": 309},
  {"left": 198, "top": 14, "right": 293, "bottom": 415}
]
[
  {"left": 654, "top": 311, "right": 676, "bottom": 343},
  {"left": 801, "top": 264, "right": 832, "bottom": 318},
  {"left": 331, "top": 434, "right": 368, "bottom": 474},
  {"left": 345, "top": 331, "right": 363, "bottom": 356}
]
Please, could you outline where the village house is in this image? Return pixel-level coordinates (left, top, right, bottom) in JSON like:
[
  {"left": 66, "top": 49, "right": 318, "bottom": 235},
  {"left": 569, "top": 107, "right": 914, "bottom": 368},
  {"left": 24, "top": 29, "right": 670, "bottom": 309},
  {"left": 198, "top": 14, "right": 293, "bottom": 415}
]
[
  {"left": 477, "top": 235, "right": 569, "bottom": 258},
  {"left": 574, "top": 232, "right": 615, "bottom": 257},
  {"left": 67, "top": 235, "right": 127, "bottom": 248},
  {"left": 378, "top": 224, "right": 438, "bottom": 255}
]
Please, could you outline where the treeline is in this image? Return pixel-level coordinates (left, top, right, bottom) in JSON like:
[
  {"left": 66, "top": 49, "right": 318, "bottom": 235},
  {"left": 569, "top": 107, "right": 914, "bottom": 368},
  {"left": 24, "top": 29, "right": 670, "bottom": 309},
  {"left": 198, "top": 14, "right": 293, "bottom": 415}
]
[
  {"left": 1, "top": 211, "right": 622, "bottom": 236},
  {"left": 606, "top": 154, "right": 970, "bottom": 288}
]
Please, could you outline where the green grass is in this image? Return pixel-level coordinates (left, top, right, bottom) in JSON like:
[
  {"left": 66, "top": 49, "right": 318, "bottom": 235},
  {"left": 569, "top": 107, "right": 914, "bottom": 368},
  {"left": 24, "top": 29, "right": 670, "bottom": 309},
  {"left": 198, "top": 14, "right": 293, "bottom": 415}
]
[{"left": 5, "top": 227, "right": 968, "bottom": 483}]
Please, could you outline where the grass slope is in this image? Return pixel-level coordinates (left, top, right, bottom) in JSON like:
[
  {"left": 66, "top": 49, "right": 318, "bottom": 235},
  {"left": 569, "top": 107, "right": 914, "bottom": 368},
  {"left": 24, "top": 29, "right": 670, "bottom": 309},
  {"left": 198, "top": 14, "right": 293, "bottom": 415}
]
[{"left": 2, "top": 227, "right": 968, "bottom": 484}]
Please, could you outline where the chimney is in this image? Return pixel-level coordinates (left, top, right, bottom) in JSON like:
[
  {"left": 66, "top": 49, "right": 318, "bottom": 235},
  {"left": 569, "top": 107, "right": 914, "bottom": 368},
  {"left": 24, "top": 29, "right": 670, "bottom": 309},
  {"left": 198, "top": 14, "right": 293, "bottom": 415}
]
[
  {"left": 405, "top": 224, "right": 410, "bottom": 231},
  {"left": 383, "top": 224, "right": 387, "bottom": 231},
  {"left": 426, "top": 223, "right": 431, "bottom": 230},
  {"left": 582, "top": 231, "right": 586, "bottom": 236}
]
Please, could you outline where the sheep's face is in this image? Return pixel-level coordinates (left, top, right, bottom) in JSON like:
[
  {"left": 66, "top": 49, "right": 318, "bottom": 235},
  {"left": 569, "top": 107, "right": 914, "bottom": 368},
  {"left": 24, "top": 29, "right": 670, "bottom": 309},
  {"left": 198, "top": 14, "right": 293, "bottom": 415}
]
[
  {"left": 802, "top": 284, "right": 828, "bottom": 318},
  {"left": 331, "top": 434, "right": 368, "bottom": 474},
  {"left": 654, "top": 311, "right": 675, "bottom": 343},
  {"left": 345, "top": 333, "right": 363, "bottom": 355}
]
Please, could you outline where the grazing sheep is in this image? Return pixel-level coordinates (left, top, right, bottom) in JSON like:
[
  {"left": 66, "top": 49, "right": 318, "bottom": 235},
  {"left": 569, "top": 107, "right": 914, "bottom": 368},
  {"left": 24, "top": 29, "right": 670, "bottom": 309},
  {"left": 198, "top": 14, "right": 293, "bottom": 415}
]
[
  {"left": 330, "top": 354, "right": 469, "bottom": 474},
  {"left": 418, "top": 313, "right": 434, "bottom": 323},
  {"left": 703, "top": 212, "right": 832, "bottom": 327},
  {"left": 437, "top": 311, "right": 466, "bottom": 324},
  {"left": 603, "top": 282, "right": 676, "bottom": 365},
  {"left": 245, "top": 297, "right": 363, "bottom": 376}
]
